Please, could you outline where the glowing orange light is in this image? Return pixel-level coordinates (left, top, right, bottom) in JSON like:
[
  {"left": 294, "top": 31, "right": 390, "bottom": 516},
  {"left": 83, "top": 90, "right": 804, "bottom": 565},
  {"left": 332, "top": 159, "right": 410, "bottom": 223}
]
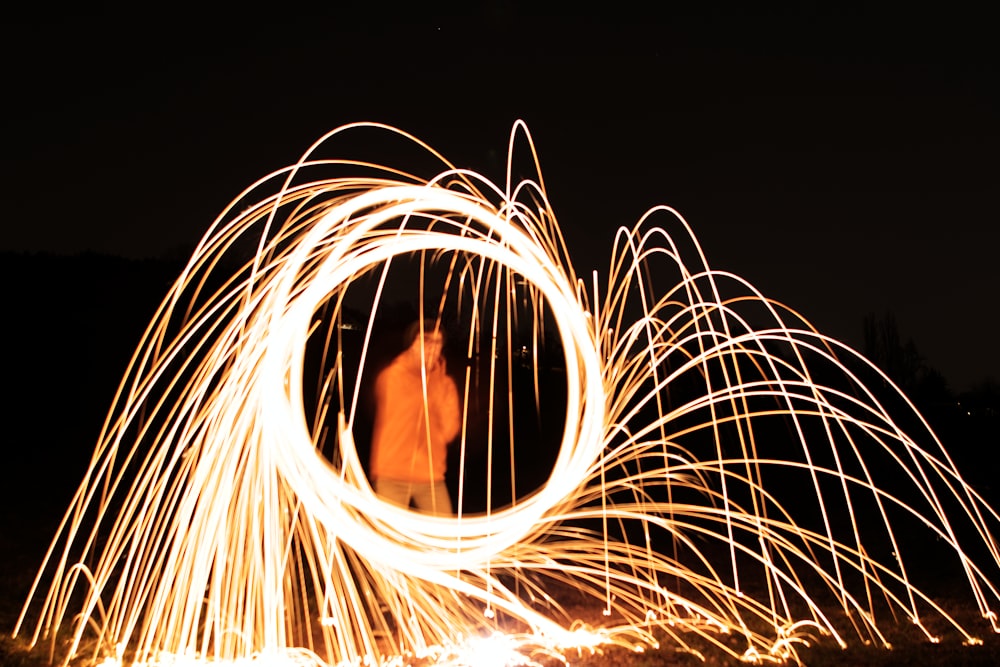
[{"left": 15, "top": 121, "right": 1000, "bottom": 666}]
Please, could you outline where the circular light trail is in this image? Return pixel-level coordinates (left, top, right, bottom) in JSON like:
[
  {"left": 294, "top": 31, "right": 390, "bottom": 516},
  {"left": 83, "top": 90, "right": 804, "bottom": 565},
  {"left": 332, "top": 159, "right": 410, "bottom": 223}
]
[{"left": 16, "top": 122, "right": 1000, "bottom": 666}]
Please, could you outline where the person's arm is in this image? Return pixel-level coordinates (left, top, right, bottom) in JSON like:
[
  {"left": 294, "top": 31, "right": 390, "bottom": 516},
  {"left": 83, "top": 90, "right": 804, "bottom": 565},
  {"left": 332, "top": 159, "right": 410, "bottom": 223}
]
[
  {"left": 370, "top": 368, "right": 390, "bottom": 447},
  {"left": 434, "top": 372, "right": 461, "bottom": 445}
]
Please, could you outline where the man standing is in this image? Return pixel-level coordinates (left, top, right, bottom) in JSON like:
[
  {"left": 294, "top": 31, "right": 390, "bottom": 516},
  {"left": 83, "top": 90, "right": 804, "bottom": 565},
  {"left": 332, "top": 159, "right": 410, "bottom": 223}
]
[{"left": 369, "top": 320, "right": 460, "bottom": 515}]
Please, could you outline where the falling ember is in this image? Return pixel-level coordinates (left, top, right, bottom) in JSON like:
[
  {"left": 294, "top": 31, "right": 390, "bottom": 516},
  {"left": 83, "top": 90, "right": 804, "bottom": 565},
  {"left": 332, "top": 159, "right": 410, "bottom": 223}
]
[{"left": 16, "top": 122, "right": 1000, "bottom": 666}]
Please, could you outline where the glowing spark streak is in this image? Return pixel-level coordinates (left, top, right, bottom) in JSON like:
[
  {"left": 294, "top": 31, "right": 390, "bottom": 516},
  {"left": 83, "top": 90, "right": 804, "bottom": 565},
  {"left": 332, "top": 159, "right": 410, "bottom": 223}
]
[{"left": 15, "top": 121, "right": 1000, "bottom": 666}]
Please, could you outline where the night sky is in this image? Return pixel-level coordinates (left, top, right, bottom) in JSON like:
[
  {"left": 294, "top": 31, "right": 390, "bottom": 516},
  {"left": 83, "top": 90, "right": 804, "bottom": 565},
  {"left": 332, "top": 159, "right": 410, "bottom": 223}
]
[{"left": 4, "top": 8, "right": 997, "bottom": 391}]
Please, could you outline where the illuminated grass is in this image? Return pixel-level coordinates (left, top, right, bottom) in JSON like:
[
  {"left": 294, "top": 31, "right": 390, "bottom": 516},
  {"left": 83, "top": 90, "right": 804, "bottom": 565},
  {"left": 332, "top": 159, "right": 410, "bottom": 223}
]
[{"left": 14, "top": 122, "right": 1000, "bottom": 666}]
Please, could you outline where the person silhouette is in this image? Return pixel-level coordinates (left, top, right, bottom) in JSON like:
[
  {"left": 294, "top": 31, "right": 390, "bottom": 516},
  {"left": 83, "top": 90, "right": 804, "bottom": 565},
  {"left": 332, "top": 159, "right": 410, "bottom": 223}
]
[{"left": 369, "top": 319, "right": 460, "bottom": 515}]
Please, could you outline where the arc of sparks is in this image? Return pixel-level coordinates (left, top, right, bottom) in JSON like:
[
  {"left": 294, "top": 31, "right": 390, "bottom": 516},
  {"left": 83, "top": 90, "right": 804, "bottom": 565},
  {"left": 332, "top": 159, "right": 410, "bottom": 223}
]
[{"left": 16, "top": 121, "right": 1000, "bottom": 666}]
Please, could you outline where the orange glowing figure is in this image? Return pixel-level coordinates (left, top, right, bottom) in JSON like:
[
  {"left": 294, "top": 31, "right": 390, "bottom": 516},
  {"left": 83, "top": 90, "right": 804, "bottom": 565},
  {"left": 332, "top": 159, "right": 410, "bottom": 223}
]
[{"left": 370, "top": 320, "right": 461, "bottom": 515}]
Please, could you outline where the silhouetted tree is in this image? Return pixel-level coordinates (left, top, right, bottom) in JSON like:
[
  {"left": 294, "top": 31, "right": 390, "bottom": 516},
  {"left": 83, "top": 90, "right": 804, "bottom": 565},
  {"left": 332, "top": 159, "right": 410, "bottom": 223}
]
[{"left": 862, "top": 311, "right": 953, "bottom": 409}]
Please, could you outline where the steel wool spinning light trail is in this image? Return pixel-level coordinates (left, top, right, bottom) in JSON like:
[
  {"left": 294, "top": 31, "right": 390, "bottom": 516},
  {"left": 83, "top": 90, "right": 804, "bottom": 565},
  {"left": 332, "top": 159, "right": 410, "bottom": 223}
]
[{"left": 16, "top": 122, "right": 1000, "bottom": 666}]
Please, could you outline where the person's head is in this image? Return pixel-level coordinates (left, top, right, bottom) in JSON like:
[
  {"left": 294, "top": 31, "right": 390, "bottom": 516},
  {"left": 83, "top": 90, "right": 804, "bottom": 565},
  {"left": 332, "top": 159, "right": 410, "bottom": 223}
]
[{"left": 403, "top": 318, "right": 446, "bottom": 365}]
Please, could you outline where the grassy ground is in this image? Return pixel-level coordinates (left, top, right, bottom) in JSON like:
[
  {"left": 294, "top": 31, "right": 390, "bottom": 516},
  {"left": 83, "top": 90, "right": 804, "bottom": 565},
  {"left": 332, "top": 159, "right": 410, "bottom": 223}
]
[
  {"left": 3, "top": 494, "right": 999, "bottom": 666},
  {"left": 5, "top": 567, "right": 1000, "bottom": 666}
]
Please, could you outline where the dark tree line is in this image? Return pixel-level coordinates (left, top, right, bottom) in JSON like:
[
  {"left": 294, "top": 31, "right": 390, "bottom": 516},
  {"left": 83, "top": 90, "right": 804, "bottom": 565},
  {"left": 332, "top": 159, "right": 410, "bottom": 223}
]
[
  {"left": 863, "top": 310, "right": 997, "bottom": 417},
  {"left": 863, "top": 311, "right": 951, "bottom": 408},
  {"left": 862, "top": 311, "right": 999, "bottom": 504}
]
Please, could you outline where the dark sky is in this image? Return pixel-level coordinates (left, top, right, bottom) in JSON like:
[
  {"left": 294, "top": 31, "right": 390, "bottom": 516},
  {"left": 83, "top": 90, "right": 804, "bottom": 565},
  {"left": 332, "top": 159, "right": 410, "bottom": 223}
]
[{"left": 3, "top": 8, "right": 997, "bottom": 391}]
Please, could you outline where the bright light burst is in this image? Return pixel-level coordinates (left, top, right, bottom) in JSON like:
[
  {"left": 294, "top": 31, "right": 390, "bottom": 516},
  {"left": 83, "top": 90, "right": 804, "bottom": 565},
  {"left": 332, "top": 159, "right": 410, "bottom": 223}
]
[{"left": 16, "top": 122, "right": 1000, "bottom": 666}]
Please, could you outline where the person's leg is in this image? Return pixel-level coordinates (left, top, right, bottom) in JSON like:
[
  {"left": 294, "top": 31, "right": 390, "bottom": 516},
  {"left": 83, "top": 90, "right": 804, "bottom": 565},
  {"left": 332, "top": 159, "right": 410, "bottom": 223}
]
[
  {"left": 374, "top": 478, "right": 413, "bottom": 509},
  {"left": 411, "top": 481, "right": 453, "bottom": 516}
]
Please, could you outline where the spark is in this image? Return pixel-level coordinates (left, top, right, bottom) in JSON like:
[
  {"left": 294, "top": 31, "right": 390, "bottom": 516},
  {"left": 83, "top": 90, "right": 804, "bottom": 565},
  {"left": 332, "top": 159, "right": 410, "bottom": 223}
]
[{"left": 15, "top": 121, "right": 1000, "bottom": 666}]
